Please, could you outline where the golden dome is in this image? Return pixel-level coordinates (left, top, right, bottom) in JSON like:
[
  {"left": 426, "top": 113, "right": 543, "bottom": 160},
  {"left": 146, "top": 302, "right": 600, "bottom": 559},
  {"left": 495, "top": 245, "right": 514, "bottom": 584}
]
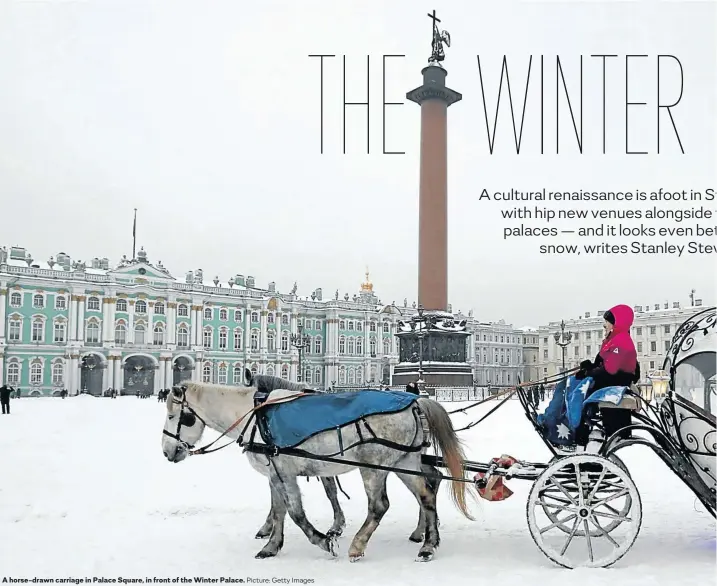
[{"left": 360, "top": 267, "right": 373, "bottom": 292}]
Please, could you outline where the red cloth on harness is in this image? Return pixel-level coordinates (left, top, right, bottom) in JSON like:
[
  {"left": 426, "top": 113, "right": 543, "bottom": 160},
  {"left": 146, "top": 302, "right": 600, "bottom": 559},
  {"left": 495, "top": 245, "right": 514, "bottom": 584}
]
[{"left": 473, "top": 455, "right": 518, "bottom": 501}]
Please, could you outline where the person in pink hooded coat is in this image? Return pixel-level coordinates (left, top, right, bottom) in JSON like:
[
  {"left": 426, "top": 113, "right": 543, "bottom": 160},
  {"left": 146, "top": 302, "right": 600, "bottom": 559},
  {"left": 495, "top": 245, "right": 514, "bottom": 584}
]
[{"left": 577, "top": 304, "right": 641, "bottom": 441}]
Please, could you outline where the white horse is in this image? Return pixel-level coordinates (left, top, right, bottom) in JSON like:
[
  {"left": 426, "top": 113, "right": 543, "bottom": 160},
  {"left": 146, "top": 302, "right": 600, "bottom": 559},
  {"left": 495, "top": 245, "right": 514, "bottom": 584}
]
[{"left": 161, "top": 370, "right": 472, "bottom": 562}]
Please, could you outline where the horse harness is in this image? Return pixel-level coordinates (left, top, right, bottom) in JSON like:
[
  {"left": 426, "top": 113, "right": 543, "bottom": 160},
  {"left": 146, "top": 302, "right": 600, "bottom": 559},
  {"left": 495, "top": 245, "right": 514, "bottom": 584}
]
[{"left": 162, "top": 390, "right": 207, "bottom": 450}]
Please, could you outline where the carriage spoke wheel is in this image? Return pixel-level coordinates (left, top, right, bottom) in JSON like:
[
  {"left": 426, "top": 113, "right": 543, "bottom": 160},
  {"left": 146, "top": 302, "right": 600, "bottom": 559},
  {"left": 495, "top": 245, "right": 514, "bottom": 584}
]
[
  {"left": 527, "top": 454, "right": 642, "bottom": 568},
  {"left": 542, "top": 454, "right": 632, "bottom": 536}
]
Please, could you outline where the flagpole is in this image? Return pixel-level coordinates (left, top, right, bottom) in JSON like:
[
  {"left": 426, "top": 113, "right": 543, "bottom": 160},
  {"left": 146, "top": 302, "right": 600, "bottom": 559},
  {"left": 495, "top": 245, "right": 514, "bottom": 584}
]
[{"left": 132, "top": 208, "right": 137, "bottom": 260}]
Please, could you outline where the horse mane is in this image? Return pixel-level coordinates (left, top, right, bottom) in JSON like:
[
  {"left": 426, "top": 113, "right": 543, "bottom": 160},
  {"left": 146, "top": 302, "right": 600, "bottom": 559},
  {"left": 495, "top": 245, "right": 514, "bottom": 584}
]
[
  {"left": 252, "top": 375, "right": 309, "bottom": 393},
  {"left": 182, "top": 376, "right": 308, "bottom": 400}
]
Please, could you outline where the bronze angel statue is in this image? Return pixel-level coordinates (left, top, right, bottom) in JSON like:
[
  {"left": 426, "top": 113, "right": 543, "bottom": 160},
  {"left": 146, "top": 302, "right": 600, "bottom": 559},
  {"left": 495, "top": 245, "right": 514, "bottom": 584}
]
[{"left": 428, "top": 11, "right": 451, "bottom": 64}]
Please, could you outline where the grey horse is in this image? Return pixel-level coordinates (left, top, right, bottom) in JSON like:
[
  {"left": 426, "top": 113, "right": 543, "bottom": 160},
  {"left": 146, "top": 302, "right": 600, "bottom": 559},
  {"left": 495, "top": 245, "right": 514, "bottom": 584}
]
[{"left": 161, "top": 370, "right": 468, "bottom": 561}]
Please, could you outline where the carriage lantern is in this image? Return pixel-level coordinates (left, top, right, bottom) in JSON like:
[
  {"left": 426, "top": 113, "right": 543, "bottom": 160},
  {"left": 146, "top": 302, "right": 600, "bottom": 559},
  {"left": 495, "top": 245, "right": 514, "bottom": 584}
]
[{"left": 646, "top": 369, "right": 670, "bottom": 404}]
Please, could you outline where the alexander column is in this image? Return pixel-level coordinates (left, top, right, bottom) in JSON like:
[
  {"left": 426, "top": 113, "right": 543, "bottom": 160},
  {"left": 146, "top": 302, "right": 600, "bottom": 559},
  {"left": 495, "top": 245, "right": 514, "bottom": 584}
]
[{"left": 394, "top": 10, "right": 472, "bottom": 392}]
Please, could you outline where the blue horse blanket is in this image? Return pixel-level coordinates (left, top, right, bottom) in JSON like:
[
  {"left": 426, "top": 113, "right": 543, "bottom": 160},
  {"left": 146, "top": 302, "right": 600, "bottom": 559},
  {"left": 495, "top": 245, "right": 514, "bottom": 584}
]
[
  {"left": 536, "top": 376, "right": 628, "bottom": 446},
  {"left": 257, "top": 390, "right": 418, "bottom": 449}
]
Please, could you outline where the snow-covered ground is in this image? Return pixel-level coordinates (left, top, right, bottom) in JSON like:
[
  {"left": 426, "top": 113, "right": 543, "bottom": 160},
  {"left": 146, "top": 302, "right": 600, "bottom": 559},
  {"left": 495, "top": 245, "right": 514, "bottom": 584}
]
[{"left": 1, "top": 396, "right": 714, "bottom": 586}]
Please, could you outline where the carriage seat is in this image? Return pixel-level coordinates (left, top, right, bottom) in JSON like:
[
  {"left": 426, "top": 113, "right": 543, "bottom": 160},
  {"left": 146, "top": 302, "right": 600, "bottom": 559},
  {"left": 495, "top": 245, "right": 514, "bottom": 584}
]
[{"left": 597, "top": 385, "right": 641, "bottom": 411}]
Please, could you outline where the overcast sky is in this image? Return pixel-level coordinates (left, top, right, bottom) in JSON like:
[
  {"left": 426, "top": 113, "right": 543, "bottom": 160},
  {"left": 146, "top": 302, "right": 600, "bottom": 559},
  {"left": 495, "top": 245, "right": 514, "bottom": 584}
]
[{"left": 0, "top": 0, "right": 714, "bottom": 326}]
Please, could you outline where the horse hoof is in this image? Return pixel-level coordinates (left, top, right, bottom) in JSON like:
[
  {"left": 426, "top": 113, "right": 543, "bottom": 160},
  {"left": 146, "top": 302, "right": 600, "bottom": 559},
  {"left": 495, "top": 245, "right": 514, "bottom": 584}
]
[
  {"left": 349, "top": 553, "right": 364, "bottom": 563},
  {"left": 408, "top": 534, "right": 423, "bottom": 543},
  {"left": 255, "top": 532, "right": 270, "bottom": 540},
  {"left": 415, "top": 551, "right": 434, "bottom": 562},
  {"left": 255, "top": 550, "right": 277, "bottom": 559},
  {"left": 326, "top": 535, "right": 339, "bottom": 557}
]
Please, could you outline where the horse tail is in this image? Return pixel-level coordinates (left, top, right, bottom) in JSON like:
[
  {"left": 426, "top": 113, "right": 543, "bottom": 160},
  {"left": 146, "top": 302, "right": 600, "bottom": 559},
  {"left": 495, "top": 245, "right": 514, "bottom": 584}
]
[{"left": 417, "top": 398, "right": 475, "bottom": 520}]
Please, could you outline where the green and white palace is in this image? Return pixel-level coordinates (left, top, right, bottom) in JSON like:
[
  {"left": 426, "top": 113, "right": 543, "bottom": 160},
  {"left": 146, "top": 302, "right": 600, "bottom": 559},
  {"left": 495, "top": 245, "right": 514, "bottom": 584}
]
[{"left": 0, "top": 245, "right": 417, "bottom": 396}]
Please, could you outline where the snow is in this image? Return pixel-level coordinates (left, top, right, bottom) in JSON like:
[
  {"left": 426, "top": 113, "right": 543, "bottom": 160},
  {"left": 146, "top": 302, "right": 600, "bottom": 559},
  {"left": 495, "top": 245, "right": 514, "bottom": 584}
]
[{"left": 1, "top": 396, "right": 714, "bottom": 585}]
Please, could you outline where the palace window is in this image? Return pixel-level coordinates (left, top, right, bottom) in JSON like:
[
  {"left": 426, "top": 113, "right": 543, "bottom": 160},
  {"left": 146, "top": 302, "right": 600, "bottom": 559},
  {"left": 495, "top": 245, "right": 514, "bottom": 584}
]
[
  {"left": 281, "top": 331, "right": 289, "bottom": 353},
  {"left": 116, "top": 299, "right": 127, "bottom": 312},
  {"left": 664, "top": 325, "right": 671, "bottom": 334},
  {"left": 234, "top": 329, "right": 243, "bottom": 350},
  {"left": 314, "top": 337, "right": 322, "bottom": 354},
  {"left": 52, "top": 362, "right": 64, "bottom": 385},
  {"left": 348, "top": 321, "right": 354, "bottom": 331},
  {"left": 203, "top": 328, "right": 213, "bottom": 349},
  {"left": 339, "top": 320, "right": 345, "bottom": 329},
  {"left": 369, "top": 322, "right": 377, "bottom": 333},
  {"left": 251, "top": 330, "right": 259, "bottom": 351},
  {"left": 383, "top": 339, "right": 391, "bottom": 355},
  {"left": 30, "top": 363, "right": 43, "bottom": 385},
  {"left": 356, "top": 367, "right": 363, "bottom": 384},
  {"left": 202, "top": 363, "right": 212, "bottom": 383},
  {"left": 382, "top": 322, "right": 390, "bottom": 334},
  {"left": 135, "top": 300, "right": 147, "bottom": 314},
  {"left": 55, "top": 296, "right": 66, "bottom": 310},
  {"left": 369, "top": 338, "right": 376, "bottom": 355},
  {"left": 218, "top": 328, "right": 228, "bottom": 350},
  {"left": 281, "top": 365, "right": 289, "bottom": 379},
  {"left": 356, "top": 322, "right": 363, "bottom": 332},
  {"left": 650, "top": 326, "right": 656, "bottom": 335},
  {"left": 339, "top": 366, "right": 346, "bottom": 385},
  {"left": 153, "top": 324, "right": 165, "bottom": 346},
  {"left": 251, "top": 312, "right": 259, "bottom": 323},
  {"left": 86, "top": 322, "right": 100, "bottom": 344},
  {"left": 115, "top": 324, "right": 127, "bottom": 345},
  {"left": 234, "top": 309, "right": 243, "bottom": 322},
  {"left": 54, "top": 322, "right": 66, "bottom": 343},
  {"left": 87, "top": 297, "right": 100, "bottom": 311},
  {"left": 233, "top": 365, "right": 242, "bottom": 384},
  {"left": 266, "top": 365, "right": 275, "bottom": 377},
  {"left": 338, "top": 336, "right": 345, "bottom": 355},
  {"left": 7, "top": 362, "right": 20, "bottom": 384},
  {"left": 347, "top": 337, "right": 355, "bottom": 355},
  {"left": 204, "top": 307, "right": 213, "bottom": 320},
  {"left": 219, "top": 308, "right": 228, "bottom": 321},
  {"left": 635, "top": 327, "right": 642, "bottom": 336},
  {"left": 267, "top": 312, "right": 275, "bottom": 324},
  {"left": 315, "top": 320, "right": 322, "bottom": 329},
  {"left": 154, "top": 302, "right": 165, "bottom": 315},
  {"left": 32, "top": 319, "right": 44, "bottom": 343},
  {"left": 357, "top": 337, "right": 363, "bottom": 354},
  {"left": 281, "top": 314, "right": 289, "bottom": 326},
  {"left": 650, "top": 341, "right": 657, "bottom": 352},
  {"left": 177, "top": 304, "right": 188, "bottom": 317},
  {"left": 267, "top": 332, "right": 276, "bottom": 352},
  {"left": 304, "top": 367, "right": 312, "bottom": 384},
  {"left": 218, "top": 365, "right": 227, "bottom": 385},
  {"left": 134, "top": 324, "right": 146, "bottom": 345},
  {"left": 8, "top": 320, "right": 21, "bottom": 342},
  {"left": 664, "top": 340, "right": 670, "bottom": 352},
  {"left": 348, "top": 368, "right": 355, "bottom": 385},
  {"left": 177, "top": 326, "right": 189, "bottom": 348},
  {"left": 33, "top": 294, "right": 44, "bottom": 309},
  {"left": 10, "top": 292, "right": 22, "bottom": 307}
]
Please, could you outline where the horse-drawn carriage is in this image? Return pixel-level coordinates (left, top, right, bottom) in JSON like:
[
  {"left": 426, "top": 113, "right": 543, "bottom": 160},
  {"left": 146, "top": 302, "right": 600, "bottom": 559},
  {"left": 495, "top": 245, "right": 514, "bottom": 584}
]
[{"left": 161, "top": 307, "right": 715, "bottom": 568}]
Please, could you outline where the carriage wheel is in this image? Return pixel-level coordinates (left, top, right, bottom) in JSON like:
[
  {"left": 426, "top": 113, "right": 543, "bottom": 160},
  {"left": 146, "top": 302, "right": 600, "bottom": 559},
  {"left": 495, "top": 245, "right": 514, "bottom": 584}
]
[
  {"left": 543, "top": 454, "right": 632, "bottom": 536},
  {"left": 527, "top": 454, "right": 642, "bottom": 568}
]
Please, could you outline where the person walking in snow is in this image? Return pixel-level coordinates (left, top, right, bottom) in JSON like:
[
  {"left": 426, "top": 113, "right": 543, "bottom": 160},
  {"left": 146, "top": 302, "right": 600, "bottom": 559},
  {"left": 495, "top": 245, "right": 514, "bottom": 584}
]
[{"left": 0, "top": 384, "right": 12, "bottom": 414}]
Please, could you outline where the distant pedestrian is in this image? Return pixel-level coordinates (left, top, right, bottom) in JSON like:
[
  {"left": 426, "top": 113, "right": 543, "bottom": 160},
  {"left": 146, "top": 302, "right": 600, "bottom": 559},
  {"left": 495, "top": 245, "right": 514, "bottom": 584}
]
[
  {"left": 15, "top": 388, "right": 21, "bottom": 399},
  {"left": 0, "top": 384, "right": 11, "bottom": 414},
  {"left": 405, "top": 382, "right": 419, "bottom": 395},
  {"left": 539, "top": 384, "right": 545, "bottom": 402}
]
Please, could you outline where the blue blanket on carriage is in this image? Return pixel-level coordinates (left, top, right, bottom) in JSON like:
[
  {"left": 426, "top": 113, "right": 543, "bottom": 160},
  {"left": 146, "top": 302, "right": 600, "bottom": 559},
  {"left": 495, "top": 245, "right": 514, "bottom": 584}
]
[
  {"left": 536, "top": 376, "right": 628, "bottom": 446},
  {"left": 257, "top": 390, "right": 418, "bottom": 449}
]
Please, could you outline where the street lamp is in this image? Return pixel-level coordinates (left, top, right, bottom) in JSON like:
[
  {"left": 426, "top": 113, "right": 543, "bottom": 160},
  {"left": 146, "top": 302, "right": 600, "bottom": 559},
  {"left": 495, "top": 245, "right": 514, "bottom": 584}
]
[
  {"left": 647, "top": 369, "right": 669, "bottom": 404},
  {"left": 291, "top": 322, "right": 311, "bottom": 382},
  {"left": 553, "top": 320, "right": 573, "bottom": 375}
]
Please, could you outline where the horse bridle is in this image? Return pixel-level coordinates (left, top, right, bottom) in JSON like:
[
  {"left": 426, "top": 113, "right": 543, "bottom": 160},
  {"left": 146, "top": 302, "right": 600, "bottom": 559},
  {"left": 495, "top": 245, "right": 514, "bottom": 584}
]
[{"left": 162, "top": 386, "right": 207, "bottom": 450}]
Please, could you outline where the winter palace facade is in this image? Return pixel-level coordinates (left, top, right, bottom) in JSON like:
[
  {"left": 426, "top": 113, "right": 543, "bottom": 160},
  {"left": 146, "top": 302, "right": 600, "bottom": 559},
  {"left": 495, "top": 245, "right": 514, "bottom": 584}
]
[{"left": 0, "top": 243, "right": 706, "bottom": 396}]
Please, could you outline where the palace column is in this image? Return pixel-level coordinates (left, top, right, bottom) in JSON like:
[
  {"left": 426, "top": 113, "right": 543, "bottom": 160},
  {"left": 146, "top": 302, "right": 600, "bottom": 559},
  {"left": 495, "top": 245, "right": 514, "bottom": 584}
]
[
  {"left": 114, "top": 357, "right": 123, "bottom": 390},
  {"left": 167, "top": 301, "right": 177, "bottom": 345},
  {"left": 0, "top": 287, "right": 6, "bottom": 341},
  {"left": 70, "top": 354, "right": 80, "bottom": 395},
  {"left": 158, "top": 357, "right": 166, "bottom": 390},
  {"left": 76, "top": 296, "right": 86, "bottom": 342},
  {"left": 153, "top": 361, "right": 161, "bottom": 394},
  {"left": 165, "top": 357, "right": 173, "bottom": 388},
  {"left": 106, "top": 356, "right": 115, "bottom": 388},
  {"left": 69, "top": 295, "right": 79, "bottom": 341}
]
